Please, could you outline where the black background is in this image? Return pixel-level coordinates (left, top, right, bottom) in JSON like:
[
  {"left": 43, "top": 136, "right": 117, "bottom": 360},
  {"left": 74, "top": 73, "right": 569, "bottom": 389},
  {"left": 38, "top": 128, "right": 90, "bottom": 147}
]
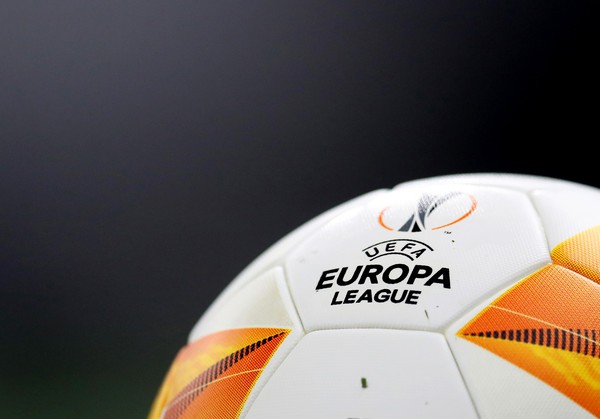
[{"left": 1, "top": 1, "right": 598, "bottom": 418}]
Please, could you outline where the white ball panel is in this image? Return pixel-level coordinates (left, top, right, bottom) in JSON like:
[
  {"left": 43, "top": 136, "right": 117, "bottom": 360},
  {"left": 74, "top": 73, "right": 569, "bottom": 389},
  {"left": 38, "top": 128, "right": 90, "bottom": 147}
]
[
  {"left": 188, "top": 267, "right": 302, "bottom": 343},
  {"left": 286, "top": 183, "right": 550, "bottom": 332},
  {"left": 531, "top": 187, "right": 600, "bottom": 250},
  {"left": 244, "top": 329, "right": 477, "bottom": 419}
]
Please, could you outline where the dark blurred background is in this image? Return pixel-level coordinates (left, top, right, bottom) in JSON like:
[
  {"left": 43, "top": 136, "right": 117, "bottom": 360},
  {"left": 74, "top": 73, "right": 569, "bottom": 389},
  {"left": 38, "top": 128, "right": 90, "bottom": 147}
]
[{"left": 0, "top": 1, "right": 598, "bottom": 417}]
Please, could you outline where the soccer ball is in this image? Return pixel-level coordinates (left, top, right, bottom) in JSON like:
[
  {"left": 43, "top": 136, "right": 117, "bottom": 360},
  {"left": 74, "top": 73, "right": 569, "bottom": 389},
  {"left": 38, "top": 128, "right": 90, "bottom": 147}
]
[{"left": 148, "top": 173, "right": 600, "bottom": 419}]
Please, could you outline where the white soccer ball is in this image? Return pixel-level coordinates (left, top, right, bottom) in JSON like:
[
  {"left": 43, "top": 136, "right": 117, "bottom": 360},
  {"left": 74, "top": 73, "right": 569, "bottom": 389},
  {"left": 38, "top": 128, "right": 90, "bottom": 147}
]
[{"left": 149, "top": 173, "right": 600, "bottom": 419}]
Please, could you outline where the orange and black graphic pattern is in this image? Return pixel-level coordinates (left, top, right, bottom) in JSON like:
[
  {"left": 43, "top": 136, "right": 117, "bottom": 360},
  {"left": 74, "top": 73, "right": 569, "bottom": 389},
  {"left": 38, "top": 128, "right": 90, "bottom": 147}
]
[
  {"left": 148, "top": 328, "right": 290, "bottom": 419},
  {"left": 166, "top": 331, "right": 286, "bottom": 418},
  {"left": 458, "top": 225, "right": 600, "bottom": 417}
]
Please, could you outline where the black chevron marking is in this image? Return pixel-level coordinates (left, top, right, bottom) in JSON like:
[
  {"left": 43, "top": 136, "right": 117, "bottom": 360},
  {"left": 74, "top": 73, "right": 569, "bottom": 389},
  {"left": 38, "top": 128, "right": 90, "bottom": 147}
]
[
  {"left": 170, "top": 331, "right": 287, "bottom": 417},
  {"left": 464, "top": 328, "right": 600, "bottom": 358}
]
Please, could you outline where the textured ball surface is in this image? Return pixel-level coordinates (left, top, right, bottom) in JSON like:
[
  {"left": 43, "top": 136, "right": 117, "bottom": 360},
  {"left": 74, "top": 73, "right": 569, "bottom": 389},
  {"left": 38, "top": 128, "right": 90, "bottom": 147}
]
[{"left": 149, "top": 173, "right": 600, "bottom": 419}]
